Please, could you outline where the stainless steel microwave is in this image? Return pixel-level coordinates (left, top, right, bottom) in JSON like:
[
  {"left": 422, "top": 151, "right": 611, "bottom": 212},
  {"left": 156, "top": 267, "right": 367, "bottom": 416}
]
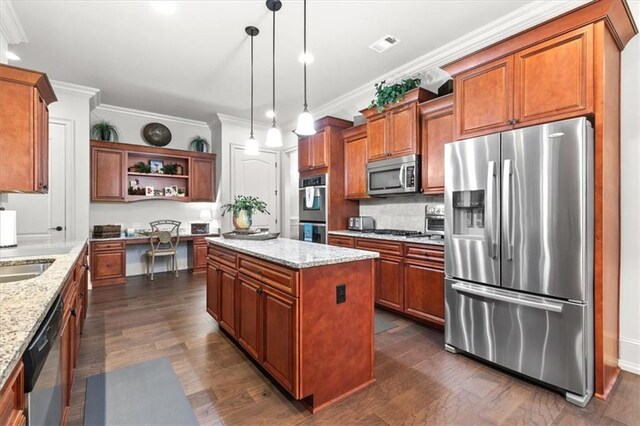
[{"left": 367, "top": 154, "right": 420, "bottom": 196}]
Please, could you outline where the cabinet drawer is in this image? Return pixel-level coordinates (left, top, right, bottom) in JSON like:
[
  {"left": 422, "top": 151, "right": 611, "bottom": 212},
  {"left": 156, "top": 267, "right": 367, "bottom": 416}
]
[
  {"left": 92, "top": 240, "right": 125, "bottom": 252},
  {"left": 193, "top": 236, "right": 207, "bottom": 245},
  {"left": 239, "top": 255, "right": 299, "bottom": 297},
  {"left": 404, "top": 243, "right": 444, "bottom": 265},
  {"left": 355, "top": 238, "right": 403, "bottom": 257},
  {"left": 328, "top": 235, "right": 355, "bottom": 248},
  {"left": 208, "top": 246, "right": 237, "bottom": 268}
]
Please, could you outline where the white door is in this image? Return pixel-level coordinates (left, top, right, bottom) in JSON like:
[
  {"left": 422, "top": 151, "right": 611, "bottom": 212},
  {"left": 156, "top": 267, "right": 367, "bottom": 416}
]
[
  {"left": 231, "top": 146, "right": 279, "bottom": 232},
  {"left": 5, "top": 122, "right": 67, "bottom": 240}
]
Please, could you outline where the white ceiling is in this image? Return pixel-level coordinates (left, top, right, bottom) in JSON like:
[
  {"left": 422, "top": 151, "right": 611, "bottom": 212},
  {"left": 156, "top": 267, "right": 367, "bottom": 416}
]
[{"left": 10, "top": 0, "right": 536, "bottom": 124}]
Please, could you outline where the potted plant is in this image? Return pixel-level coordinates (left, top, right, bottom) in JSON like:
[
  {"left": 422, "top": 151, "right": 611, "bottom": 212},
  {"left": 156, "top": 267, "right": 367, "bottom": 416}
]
[
  {"left": 91, "top": 120, "right": 120, "bottom": 142},
  {"left": 189, "top": 135, "right": 210, "bottom": 153},
  {"left": 368, "top": 77, "right": 422, "bottom": 112},
  {"left": 221, "top": 195, "right": 270, "bottom": 230}
]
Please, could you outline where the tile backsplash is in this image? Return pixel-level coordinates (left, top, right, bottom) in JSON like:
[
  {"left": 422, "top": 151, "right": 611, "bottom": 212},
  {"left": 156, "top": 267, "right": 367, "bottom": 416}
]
[{"left": 359, "top": 194, "right": 443, "bottom": 231}]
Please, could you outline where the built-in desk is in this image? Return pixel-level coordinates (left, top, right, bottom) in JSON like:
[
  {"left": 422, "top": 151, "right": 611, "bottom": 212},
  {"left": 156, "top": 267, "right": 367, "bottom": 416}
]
[{"left": 89, "top": 233, "right": 219, "bottom": 286}]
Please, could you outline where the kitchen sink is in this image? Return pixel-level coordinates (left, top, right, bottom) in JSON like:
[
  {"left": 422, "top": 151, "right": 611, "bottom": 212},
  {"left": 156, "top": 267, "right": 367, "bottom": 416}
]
[{"left": 0, "top": 261, "right": 53, "bottom": 283}]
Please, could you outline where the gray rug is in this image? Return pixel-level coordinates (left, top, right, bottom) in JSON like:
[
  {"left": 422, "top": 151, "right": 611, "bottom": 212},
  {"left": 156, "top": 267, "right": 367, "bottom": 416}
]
[
  {"left": 375, "top": 313, "right": 397, "bottom": 334},
  {"left": 84, "top": 357, "right": 197, "bottom": 426}
]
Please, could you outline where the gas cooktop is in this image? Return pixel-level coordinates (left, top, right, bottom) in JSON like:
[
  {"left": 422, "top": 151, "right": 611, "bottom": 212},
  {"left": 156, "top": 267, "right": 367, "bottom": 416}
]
[{"left": 371, "top": 229, "right": 430, "bottom": 237}]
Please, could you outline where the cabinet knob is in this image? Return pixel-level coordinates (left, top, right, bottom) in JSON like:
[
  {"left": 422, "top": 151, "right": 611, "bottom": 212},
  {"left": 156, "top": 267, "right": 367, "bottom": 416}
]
[
  {"left": 43, "top": 185, "right": 48, "bottom": 191},
  {"left": 38, "top": 182, "right": 43, "bottom": 188},
  {"left": 257, "top": 269, "right": 263, "bottom": 275},
  {"left": 505, "top": 120, "right": 512, "bottom": 125},
  {"left": 71, "top": 308, "right": 77, "bottom": 317},
  {"left": 512, "top": 118, "right": 519, "bottom": 124},
  {"left": 83, "top": 264, "right": 89, "bottom": 270}
]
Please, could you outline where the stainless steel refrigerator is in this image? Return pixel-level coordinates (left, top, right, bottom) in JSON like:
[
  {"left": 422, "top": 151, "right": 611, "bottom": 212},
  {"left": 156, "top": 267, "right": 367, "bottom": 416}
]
[{"left": 444, "top": 116, "right": 594, "bottom": 407}]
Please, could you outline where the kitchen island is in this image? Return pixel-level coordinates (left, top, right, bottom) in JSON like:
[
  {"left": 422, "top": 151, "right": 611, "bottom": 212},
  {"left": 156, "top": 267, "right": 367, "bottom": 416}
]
[{"left": 205, "top": 237, "right": 379, "bottom": 413}]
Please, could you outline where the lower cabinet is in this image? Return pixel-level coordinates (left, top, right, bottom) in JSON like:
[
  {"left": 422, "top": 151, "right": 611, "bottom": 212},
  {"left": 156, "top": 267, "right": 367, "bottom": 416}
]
[
  {"left": 404, "top": 262, "right": 445, "bottom": 326},
  {"left": 0, "top": 361, "right": 25, "bottom": 426},
  {"left": 90, "top": 240, "right": 126, "bottom": 286},
  {"left": 237, "top": 274, "right": 262, "bottom": 359},
  {"left": 378, "top": 257, "right": 404, "bottom": 311},
  {"left": 206, "top": 260, "right": 221, "bottom": 320},
  {"left": 218, "top": 264, "right": 237, "bottom": 336},
  {"left": 192, "top": 238, "right": 208, "bottom": 273}
]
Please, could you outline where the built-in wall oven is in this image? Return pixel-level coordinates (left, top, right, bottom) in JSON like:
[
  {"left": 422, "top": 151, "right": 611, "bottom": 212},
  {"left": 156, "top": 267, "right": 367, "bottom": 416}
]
[
  {"left": 299, "top": 174, "right": 328, "bottom": 244},
  {"left": 367, "top": 154, "right": 420, "bottom": 196}
]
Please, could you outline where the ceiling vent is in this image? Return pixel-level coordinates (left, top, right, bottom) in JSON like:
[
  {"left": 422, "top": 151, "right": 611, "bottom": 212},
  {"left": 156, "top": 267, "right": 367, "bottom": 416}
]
[{"left": 369, "top": 35, "right": 400, "bottom": 53}]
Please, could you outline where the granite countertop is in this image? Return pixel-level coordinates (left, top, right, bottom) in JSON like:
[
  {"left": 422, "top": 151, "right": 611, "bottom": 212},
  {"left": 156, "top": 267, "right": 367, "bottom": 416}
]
[
  {"left": 0, "top": 238, "right": 87, "bottom": 390},
  {"left": 206, "top": 237, "right": 379, "bottom": 269},
  {"left": 328, "top": 230, "right": 445, "bottom": 246}
]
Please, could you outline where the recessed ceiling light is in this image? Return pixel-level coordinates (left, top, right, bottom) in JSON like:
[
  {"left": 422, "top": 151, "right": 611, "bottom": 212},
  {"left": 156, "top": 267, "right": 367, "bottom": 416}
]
[
  {"left": 149, "top": 1, "right": 176, "bottom": 15},
  {"left": 265, "top": 110, "right": 275, "bottom": 119},
  {"left": 298, "top": 52, "right": 314, "bottom": 64},
  {"left": 6, "top": 51, "right": 20, "bottom": 61},
  {"left": 369, "top": 35, "right": 400, "bottom": 53}
]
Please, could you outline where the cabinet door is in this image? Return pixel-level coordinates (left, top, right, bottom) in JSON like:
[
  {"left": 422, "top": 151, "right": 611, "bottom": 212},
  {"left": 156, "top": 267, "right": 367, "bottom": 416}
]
[
  {"left": 219, "top": 266, "right": 237, "bottom": 336},
  {"left": 194, "top": 242, "right": 208, "bottom": 271},
  {"left": 91, "top": 250, "right": 125, "bottom": 283},
  {"left": 513, "top": 26, "right": 593, "bottom": 126},
  {"left": 262, "top": 286, "right": 298, "bottom": 394},
  {"left": 191, "top": 157, "right": 215, "bottom": 201},
  {"left": 311, "top": 131, "right": 328, "bottom": 169},
  {"left": 388, "top": 102, "right": 418, "bottom": 157},
  {"left": 377, "top": 257, "right": 404, "bottom": 310},
  {"left": 298, "top": 136, "right": 313, "bottom": 172},
  {"left": 60, "top": 315, "right": 72, "bottom": 425},
  {"left": 34, "top": 92, "right": 49, "bottom": 193},
  {"left": 366, "top": 113, "right": 388, "bottom": 162},
  {"left": 91, "top": 147, "right": 125, "bottom": 201},
  {"left": 404, "top": 262, "right": 445, "bottom": 326},
  {"left": 454, "top": 56, "right": 514, "bottom": 140},
  {"left": 0, "top": 81, "right": 34, "bottom": 192},
  {"left": 421, "top": 102, "right": 452, "bottom": 194},
  {"left": 206, "top": 262, "right": 220, "bottom": 320},
  {"left": 237, "top": 274, "right": 261, "bottom": 360},
  {"left": 344, "top": 132, "right": 368, "bottom": 199}
]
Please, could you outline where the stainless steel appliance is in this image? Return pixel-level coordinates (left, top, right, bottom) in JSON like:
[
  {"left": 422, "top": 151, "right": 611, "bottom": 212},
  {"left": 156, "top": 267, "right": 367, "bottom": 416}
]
[
  {"left": 23, "top": 296, "right": 63, "bottom": 426},
  {"left": 348, "top": 216, "right": 374, "bottom": 231},
  {"left": 299, "top": 222, "right": 327, "bottom": 244},
  {"left": 366, "top": 154, "right": 419, "bottom": 196},
  {"left": 424, "top": 204, "right": 444, "bottom": 236},
  {"left": 444, "top": 117, "right": 594, "bottom": 407},
  {"left": 371, "top": 229, "right": 427, "bottom": 237},
  {"left": 299, "top": 174, "right": 327, "bottom": 223}
]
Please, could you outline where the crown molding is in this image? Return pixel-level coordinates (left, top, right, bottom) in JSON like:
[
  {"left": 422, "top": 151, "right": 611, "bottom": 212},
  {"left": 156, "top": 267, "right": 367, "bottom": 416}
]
[
  {"left": 51, "top": 80, "right": 101, "bottom": 108},
  {"left": 95, "top": 103, "right": 210, "bottom": 128},
  {"left": 283, "top": 0, "right": 588, "bottom": 130},
  {"left": 210, "top": 113, "right": 271, "bottom": 131},
  {"left": 0, "top": 0, "right": 28, "bottom": 44}
]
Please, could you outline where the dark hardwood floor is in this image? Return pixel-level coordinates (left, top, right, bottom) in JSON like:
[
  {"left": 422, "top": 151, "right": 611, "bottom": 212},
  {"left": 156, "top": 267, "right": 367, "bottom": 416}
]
[{"left": 69, "top": 272, "right": 640, "bottom": 425}]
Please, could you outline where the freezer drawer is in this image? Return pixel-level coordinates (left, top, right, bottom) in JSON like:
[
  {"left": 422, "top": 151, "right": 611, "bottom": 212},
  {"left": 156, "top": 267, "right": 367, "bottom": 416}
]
[{"left": 445, "top": 279, "right": 590, "bottom": 397}]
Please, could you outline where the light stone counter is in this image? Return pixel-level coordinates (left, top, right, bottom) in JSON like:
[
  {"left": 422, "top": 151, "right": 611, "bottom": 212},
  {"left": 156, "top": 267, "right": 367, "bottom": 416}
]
[
  {"left": 328, "top": 230, "right": 445, "bottom": 246},
  {"left": 0, "top": 238, "right": 87, "bottom": 390},
  {"left": 205, "top": 237, "right": 379, "bottom": 269}
]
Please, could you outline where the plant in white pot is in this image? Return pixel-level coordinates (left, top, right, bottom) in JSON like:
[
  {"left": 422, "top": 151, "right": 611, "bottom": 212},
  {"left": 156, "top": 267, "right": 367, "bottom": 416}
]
[{"left": 221, "top": 195, "right": 270, "bottom": 230}]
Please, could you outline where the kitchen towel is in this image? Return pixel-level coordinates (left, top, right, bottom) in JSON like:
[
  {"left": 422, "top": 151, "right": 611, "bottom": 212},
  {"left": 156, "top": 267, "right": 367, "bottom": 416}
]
[
  {"left": 305, "top": 186, "right": 315, "bottom": 209},
  {"left": 302, "top": 223, "right": 313, "bottom": 242}
]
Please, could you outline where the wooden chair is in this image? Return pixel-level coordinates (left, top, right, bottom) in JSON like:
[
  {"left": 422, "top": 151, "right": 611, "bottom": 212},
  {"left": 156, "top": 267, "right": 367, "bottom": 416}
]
[{"left": 146, "top": 220, "right": 181, "bottom": 280}]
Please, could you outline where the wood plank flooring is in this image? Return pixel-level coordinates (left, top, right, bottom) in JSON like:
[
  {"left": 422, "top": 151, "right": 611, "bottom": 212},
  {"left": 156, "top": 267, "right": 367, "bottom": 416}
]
[{"left": 68, "top": 272, "right": 640, "bottom": 425}]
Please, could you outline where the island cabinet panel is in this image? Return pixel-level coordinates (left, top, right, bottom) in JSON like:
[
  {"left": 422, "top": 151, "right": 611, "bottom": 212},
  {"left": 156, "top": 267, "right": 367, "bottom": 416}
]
[
  {"left": 206, "top": 261, "right": 221, "bottom": 320},
  {"left": 219, "top": 265, "right": 238, "bottom": 336},
  {"left": 91, "top": 147, "right": 126, "bottom": 201},
  {"left": 342, "top": 125, "right": 369, "bottom": 200},
  {"left": 191, "top": 157, "right": 215, "bottom": 202},
  {"left": 206, "top": 243, "right": 375, "bottom": 412},
  {"left": 0, "top": 361, "right": 25, "bottom": 426},
  {"left": 419, "top": 95, "right": 453, "bottom": 194}
]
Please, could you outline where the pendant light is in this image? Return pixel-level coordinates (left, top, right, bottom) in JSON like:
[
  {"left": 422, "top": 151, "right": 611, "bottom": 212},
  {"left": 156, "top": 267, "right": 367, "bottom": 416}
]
[
  {"left": 294, "top": 0, "right": 316, "bottom": 136},
  {"left": 245, "top": 26, "right": 260, "bottom": 155},
  {"left": 265, "top": 0, "right": 283, "bottom": 147}
]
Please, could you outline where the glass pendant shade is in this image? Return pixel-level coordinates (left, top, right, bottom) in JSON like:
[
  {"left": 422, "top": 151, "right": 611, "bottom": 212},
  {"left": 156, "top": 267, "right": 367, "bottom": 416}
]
[
  {"left": 295, "top": 109, "right": 316, "bottom": 136},
  {"left": 245, "top": 136, "right": 259, "bottom": 155},
  {"left": 265, "top": 126, "right": 283, "bottom": 147}
]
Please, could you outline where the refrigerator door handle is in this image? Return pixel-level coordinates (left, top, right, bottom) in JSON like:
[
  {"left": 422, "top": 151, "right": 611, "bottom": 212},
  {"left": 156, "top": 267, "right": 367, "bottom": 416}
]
[
  {"left": 503, "top": 159, "right": 514, "bottom": 260},
  {"left": 451, "top": 282, "right": 564, "bottom": 313},
  {"left": 485, "top": 161, "right": 497, "bottom": 258}
]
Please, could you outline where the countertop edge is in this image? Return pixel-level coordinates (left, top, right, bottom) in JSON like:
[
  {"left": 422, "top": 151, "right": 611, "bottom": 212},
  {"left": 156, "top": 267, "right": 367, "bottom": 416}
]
[{"left": 328, "top": 230, "right": 445, "bottom": 246}]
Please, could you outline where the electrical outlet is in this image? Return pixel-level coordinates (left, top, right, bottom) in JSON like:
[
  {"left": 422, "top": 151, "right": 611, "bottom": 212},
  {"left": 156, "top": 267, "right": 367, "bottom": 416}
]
[{"left": 336, "top": 284, "right": 346, "bottom": 304}]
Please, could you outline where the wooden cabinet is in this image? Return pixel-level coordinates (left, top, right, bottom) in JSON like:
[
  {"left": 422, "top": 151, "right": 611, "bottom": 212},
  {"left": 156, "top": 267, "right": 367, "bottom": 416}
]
[
  {"left": 419, "top": 95, "right": 453, "bottom": 194},
  {"left": 0, "top": 361, "right": 25, "bottom": 426},
  {"left": 342, "top": 125, "right": 369, "bottom": 199},
  {"left": 327, "top": 235, "right": 355, "bottom": 248},
  {"left": 454, "top": 26, "right": 593, "bottom": 140},
  {"left": 404, "top": 262, "right": 444, "bottom": 326},
  {"left": 90, "top": 140, "right": 216, "bottom": 203},
  {"left": 218, "top": 264, "right": 237, "bottom": 336},
  {"left": 298, "top": 131, "right": 327, "bottom": 172},
  {"left": 206, "top": 260, "right": 221, "bottom": 320},
  {"left": 362, "top": 88, "right": 435, "bottom": 162},
  {"left": 192, "top": 237, "right": 208, "bottom": 273},
  {"left": 90, "top": 240, "right": 126, "bottom": 286},
  {"left": 237, "top": 274, "right": 262, "bottom": 359},
  {"left": 378, "top": 257, "right": 404, "bottom": 311},
  {"left": 0, "top": 64, "right": 56, "bottom": 193},
  {"left": 191, "top": 157, "right": 215, "bottom": 202}
]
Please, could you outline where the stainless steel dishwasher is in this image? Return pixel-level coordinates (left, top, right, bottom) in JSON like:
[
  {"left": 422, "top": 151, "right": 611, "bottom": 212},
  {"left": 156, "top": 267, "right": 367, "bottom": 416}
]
[{"left": 22, "top": 295, "right": 63, "bottom": 426}]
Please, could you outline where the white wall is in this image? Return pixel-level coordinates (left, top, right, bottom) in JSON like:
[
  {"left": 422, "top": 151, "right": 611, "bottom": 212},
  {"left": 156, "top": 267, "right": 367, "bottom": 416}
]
[
  {"left": 618, "top": 1, "right": 640, "bottom": 375},
  {"left": 89, "top": 105, "right": 216, "bottom": 276}
]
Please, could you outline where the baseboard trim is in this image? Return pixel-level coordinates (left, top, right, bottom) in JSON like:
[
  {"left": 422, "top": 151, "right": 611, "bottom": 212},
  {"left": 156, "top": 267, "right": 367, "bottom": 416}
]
[
  {"left": 619, "top": 336, "right": 640, "bottom": 375},
  {"left": 619, "top": 359, "right": 640, "bottom": 375}
]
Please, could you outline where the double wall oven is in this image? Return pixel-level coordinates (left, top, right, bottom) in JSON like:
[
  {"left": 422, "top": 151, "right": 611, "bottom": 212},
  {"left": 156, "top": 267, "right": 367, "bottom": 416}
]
[{"left": 298, "top": 174, "right": 327, "bottom": 244}]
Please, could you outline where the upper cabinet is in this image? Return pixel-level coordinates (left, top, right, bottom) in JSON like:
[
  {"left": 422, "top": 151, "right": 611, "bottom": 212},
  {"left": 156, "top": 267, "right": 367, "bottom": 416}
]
[
  {"left": 90, "top": 140, "right": 216, "bottom": 203},
  {"left": 342, "top": 124, "right": 368, "bottom": 200},
  {"left": 453, "top": 26, "right": 593, "bottom": 140},
  {"left": 0, "top": 64, "right": 57, "bottom": 193},
  {"left": 419, "top": 95, "right": 453, "bottom": 194},
  {"left": 297, "top": 117, "right": 352, "bottom": 174},
  {"left": 361, "top": 88, "right": 435, "bottom": 162}
]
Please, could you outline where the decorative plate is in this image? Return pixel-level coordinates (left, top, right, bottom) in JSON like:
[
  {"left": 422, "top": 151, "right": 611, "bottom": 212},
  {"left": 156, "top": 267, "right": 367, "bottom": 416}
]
[
  {"left": 142, "top": 122, "right": 172, "bottom": 146},
  {"left": 222, "top": 231, "right": 280, "bottom": 240}
]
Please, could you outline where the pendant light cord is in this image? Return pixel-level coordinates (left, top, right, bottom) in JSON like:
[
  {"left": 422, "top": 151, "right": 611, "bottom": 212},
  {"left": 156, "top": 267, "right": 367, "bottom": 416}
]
[
  {"left": 272, "top": 9, "right": 276, "bottom": 127},
  {"left": 303, "top": 0, "right": 308, "bottom": 110},
  {"left": 250, "top": 33, "right": 254, "bottom": 138}
]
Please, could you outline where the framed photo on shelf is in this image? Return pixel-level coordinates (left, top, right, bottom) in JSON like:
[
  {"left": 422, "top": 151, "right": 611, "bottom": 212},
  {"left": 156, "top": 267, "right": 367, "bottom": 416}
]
[
  {"left": 153, "top": 189, "right": 163, "bottom": 197},
  {"left": 177, "top": 187, "right": 186, "bottom": 197},
  {"left": 176, "top": 165, "right": 184, "bottom": 175},
  {"left": 164, "top": 186, "right": 176, "bottom": 197},
  {"left": 145, "top": 186, "right": 154, "bottom": 196},
  {"left": 149, "top": 160, "right": 164, "bottom": 174},
  {"left": 191, "top": 222, "right": 209, "bottom": 235}
]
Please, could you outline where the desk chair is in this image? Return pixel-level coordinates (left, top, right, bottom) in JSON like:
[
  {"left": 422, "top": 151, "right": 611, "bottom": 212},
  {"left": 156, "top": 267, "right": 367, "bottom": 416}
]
[{"left": 147, "top": 220, "right": 181, "bottom": 280}]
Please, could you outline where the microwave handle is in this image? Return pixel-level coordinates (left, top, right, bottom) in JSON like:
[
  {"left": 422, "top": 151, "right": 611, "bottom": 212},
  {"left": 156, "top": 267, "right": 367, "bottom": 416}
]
[{"left": 399, "top": 165, "right": 406, "bottom": 188}]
